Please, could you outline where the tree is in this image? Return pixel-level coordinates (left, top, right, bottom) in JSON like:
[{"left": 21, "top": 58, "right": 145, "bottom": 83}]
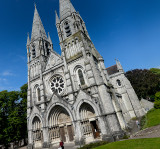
[
  {"left": 150, "top": 68, "right": 160, "bottom": 76},
  {"left": 19, "top": 84, "right": 28, "bottom": 145},
  {"left": 154, "top": 92, "right": 160, "bottom": 109},
  {"left": 125, "top": 69, "right": 160, "bottom": 100},
  {"left": 0, "top": 84, "right": 28, "bottom": 148}
]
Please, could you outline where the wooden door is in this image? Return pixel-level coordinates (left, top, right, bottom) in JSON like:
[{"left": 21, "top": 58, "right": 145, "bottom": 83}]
[
  {"left": 90, "top": 121, "right": 100, "bottom": 139},
  {"left": 67, "top": 125, "right": 74, "bottom": 142},
  {"left": 60, "top": 127, "right": 66, "bottom": 142}
]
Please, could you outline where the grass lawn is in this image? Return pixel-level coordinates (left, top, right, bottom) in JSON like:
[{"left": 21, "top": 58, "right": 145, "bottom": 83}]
[
  {"left": 142, "top": 109, "right": 160, "bottom": 129},
  {"left": 94, "top": 138, "right": 160, "bottom": 149}
]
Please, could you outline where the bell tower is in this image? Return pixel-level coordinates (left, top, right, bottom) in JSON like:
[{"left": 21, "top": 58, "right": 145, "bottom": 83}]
[{"left": 26, "top": 5, "right": 54, "bottom": 114}]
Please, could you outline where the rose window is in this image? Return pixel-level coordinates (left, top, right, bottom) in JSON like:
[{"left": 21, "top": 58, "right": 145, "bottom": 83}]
[{"left": 50, "top": 76, "right": 65, "bottom": 95}]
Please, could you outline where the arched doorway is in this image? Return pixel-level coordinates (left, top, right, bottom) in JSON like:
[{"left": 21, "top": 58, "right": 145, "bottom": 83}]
[
  {"left": 32, "top": 116, "right": 43, "bottom": 148},
  {"left": 79, "top": 103, "right": 100, "bottom": 141},
  {"left": 48, "top": 105, "right": 74, "bottom": 144}
]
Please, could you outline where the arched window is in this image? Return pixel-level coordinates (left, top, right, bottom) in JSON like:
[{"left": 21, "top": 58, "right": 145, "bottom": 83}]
[
  {"left": 78, "top": 69, "right": 85, "bottom": 86},
  {"left": 37, "top": 88, "right": 41, "bottom": 101},
  {"left": 64, "top": 21, "right": 72, "bottom": 37},
  {"left": 117, "top": 79, "right": 121, "bottom": 87}
]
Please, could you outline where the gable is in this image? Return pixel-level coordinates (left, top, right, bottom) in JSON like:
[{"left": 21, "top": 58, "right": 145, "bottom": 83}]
[{"left": 45, "top": 51, "right": 63, "bottom": 71}]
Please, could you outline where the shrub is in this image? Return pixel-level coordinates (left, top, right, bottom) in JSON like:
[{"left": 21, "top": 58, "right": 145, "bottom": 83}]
[
  {"left": 140, "top": 115, "right": 146, "bottom": 129},
  {"left": 154, "top": 101, "right": 160, "bottom": 109},
  {"left": 77, "top": 141, "right": 108, "bottom": 149},
  {"left": 122, "top": 134, "right": 129, "bottom": 139}
]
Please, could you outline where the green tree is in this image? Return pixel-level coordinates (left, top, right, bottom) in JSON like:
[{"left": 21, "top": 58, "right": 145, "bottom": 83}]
[
  {"left": 126, "top": 69, "right": 160, "bottom": 101},
  {"left": 19, "top": 83, "right": 28, "bottom": 145},
  {"left": 0, "top": 84, "right": 28, "bottom": 148},
  {"left": 0, "top": 90, "right": 10, "bottom": 146},
  {"left": 154, "top": 92, "right": 160, "bottom": 109},
  {"left": 150, "top": 68, "right": 160, "bottom": 76}
]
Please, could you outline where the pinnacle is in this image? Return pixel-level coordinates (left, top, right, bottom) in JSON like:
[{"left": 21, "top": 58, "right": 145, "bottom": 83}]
[
  {"left": 55, "top": 10, "right": 60, "bottom": 25},
  {"left": 26, "top": 33, "right": 30, "bottom": 47},
  {"left": 48, "top": 32, "right": 53, "bottom": 45}
]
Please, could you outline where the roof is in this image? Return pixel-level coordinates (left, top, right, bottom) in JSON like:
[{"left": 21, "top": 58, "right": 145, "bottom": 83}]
[{"left": 106, "top": 65, "right": 119, "bottom": 75}]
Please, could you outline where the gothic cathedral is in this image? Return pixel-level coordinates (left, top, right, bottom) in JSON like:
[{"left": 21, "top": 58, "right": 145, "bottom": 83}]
[{"left": 26, "top": 0, "right": 145, "bottom": 148}]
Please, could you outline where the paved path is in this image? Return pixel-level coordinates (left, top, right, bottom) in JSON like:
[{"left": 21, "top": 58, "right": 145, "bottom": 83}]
[
  {"left": 19, "top": 143, "right": 77, "bottom": 149},
  {"left": 130, "top": 125, "right": 160, "bottom": 139},
  {"left": 51, "top": 143, "right": 77, "bottom": 149}
]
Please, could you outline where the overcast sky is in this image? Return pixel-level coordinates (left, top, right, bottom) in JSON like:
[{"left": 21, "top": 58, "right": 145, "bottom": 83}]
[{"left": 0, "top": 0, "right": 160, "bottom": 91}]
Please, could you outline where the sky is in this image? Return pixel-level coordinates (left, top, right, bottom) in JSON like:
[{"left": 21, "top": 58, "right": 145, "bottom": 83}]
[{"left": 0, "top": 0, "right": 160, "bottom": 91}]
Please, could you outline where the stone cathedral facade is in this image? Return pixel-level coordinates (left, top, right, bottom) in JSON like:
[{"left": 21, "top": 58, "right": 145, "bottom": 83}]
[{"left": 26, "top": 0, "right": 145, "bottom": 148}]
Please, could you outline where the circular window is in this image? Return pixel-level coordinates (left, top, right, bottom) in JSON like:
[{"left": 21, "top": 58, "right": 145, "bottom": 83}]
[{"left": 50, "top": 76, "right": 65, "bottom": 95}]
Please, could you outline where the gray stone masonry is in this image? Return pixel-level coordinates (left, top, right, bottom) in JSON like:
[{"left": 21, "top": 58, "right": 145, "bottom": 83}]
[{"left": 26, "top": 0, "right": 145, "bottom": 148}]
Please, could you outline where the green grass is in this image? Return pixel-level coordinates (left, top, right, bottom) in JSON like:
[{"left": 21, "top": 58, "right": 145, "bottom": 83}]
[
  {"left": 141, "top": 109, "right": 160, "bottom": 129},
  {"left": 94, "top": 138, "right": 160, "bottom": 149}
]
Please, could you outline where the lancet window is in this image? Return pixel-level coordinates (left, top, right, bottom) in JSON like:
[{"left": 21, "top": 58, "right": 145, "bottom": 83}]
[
  {"left": 37, "top": 87, "right": 41, "bottom": 101},
  {"left": 78, "top": 69, "right": 85, "bottom": 86}
]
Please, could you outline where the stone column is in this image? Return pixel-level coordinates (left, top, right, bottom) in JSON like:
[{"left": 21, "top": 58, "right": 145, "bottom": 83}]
[
  {"left": 42, "top": 127, "right": 50, "bottom": 148},
  {"left": 98, "top": 116, "right": 114, "bottom": 142},
  {"left": 74, "top": 121, "right": 85, "bottom": 146},
  {"left": 27, "top": 130, "right": 33, "bottom": 149}
]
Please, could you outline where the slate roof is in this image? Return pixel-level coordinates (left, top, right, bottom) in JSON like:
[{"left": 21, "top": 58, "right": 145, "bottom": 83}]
[{"left": 106, "top": 65, "right": 119, "bottom": 75}]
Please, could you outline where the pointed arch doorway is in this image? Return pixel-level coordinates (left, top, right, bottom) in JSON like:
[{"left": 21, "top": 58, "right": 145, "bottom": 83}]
[
  {"left": 48, "top": 105, "right": 75, "bottom": 144},
  {"left": 79, "top": 103, "right": 101, "bottom": 141}
]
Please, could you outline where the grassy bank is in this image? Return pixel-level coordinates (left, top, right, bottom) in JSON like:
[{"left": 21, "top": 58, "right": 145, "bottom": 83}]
[
  {"left": 94, "top": 138, "right": 160, "bottom": 149},
  {"left": 141, "top": 109, "right": 160, "bottom": 129}
]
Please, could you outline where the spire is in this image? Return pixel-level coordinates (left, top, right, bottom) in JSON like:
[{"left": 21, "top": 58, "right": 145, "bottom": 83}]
[
  {"left": 48, "top": 32, "right": 53, "bottom": 45},
  {"left": 55, "top": 10, "right": 60, "bottom": 25},
  {"left": 31, "top": 4, "right": 47, "bottom": 40},
  {"left": 116, "top": 59, "right": 124, "bottom": 73},
  {"left": 26, "top": 33, "right": 30, "bottom": 47},
  {"left": 59, "top": 0, "right": 76, "bottom": 20}
]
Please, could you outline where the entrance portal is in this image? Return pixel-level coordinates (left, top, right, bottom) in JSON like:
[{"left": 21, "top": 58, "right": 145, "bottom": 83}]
[
  {"left": 79, "top": 103, "right": 101, "bottom": 141},
  {"left": 48, "top": 105, "right": 74, "bottom": 144}
]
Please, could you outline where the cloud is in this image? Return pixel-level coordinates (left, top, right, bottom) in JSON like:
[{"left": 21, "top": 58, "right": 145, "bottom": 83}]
[
  {"left": 0, "top": 78, "right": 7, "bottom": 81},
  {"left": 17, "top": 55, "right": 27, "bottom": 62},
  {"left": 1, "top": 71, "right": 15, "bottom": 76}
]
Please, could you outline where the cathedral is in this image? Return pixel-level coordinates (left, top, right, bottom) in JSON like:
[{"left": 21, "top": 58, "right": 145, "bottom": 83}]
[{"left": 26, "top": 0, "right": 145, "bottom": 148}]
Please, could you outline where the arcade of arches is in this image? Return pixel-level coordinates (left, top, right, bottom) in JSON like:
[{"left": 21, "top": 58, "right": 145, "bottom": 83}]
[{"left": 32, "top": 103, "right": 101, "bottom": 146}]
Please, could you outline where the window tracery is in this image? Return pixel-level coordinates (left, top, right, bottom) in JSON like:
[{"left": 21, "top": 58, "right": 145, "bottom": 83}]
[{"left": 50, "top": 76, "right": 65, "bottom": 95}]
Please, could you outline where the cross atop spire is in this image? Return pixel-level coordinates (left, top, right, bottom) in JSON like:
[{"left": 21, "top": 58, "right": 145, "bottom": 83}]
[
  {"left": 31, "top": 4, "right": 47, "bottom": 41},
  {"left": 59, "top": 0, "right": 76, "bottom": 20}
]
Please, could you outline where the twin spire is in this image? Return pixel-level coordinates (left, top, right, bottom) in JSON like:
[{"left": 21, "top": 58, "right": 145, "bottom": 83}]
[
  {"left": 59, "top": 0, "right": 76, "bottom": 20},
  {"left": 28, "top": 0, "right": 76, "bottom": 44},
  {"left": 31, "top": 4, "right": 47, "bottom": 41}
]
